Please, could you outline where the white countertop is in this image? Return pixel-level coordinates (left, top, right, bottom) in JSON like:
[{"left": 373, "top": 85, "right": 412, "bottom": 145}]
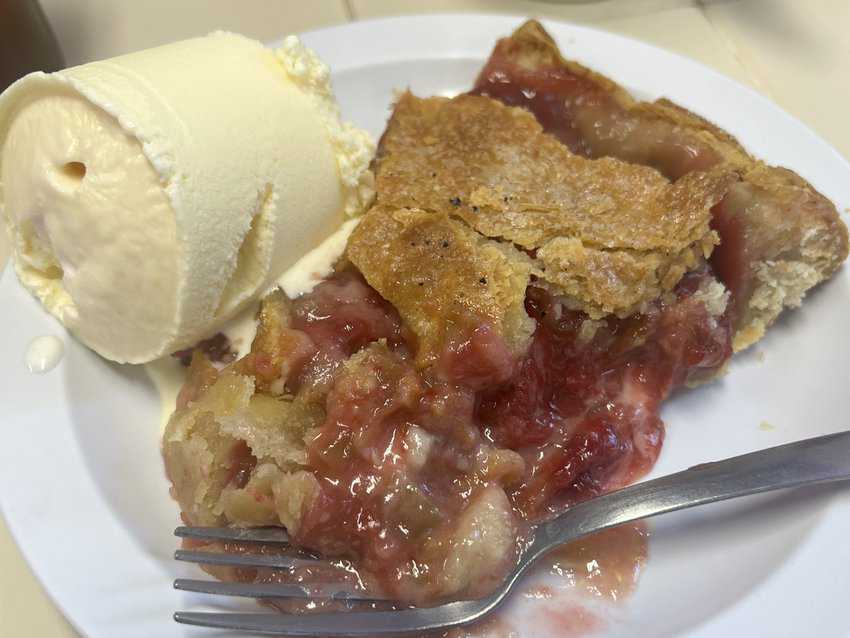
[{"left": 2, "top": 1, "right": 848, "bottom": 635}]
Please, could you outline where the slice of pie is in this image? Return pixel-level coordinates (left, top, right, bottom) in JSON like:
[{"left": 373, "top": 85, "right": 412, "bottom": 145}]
[{"left": 162, "top": 23, "right": 848, "bottom": 607}]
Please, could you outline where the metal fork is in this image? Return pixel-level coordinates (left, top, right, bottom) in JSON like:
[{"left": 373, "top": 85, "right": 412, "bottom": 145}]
[{"left": 174, "top": 430, "right": 850, "bottom": 636}]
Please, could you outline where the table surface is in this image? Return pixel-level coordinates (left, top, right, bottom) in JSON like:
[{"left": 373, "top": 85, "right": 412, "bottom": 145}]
[{"left": 2, "top": 1, "right": 848, "bottom": 635}]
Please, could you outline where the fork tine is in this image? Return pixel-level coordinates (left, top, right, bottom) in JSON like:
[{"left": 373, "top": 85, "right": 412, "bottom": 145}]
[
  {"left": 174, "top": 600, "right": 488, "bottom": 637},
  {"left": 175, "top": 611, "right": 388, "bottom": 636},
  {"left": 175, "top": 526, "right": 290, "bottom": 544},
  {"left": 175, "top": 549, "right": 322, "bottom": 570},
  {"left": 174, "top": 578, "right": 387, "bottom": 601}
]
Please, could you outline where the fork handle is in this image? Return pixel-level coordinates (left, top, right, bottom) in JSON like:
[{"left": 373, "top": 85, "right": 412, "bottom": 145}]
[{"left": 529, "top": 430, "right": 850, "bottom": 560}]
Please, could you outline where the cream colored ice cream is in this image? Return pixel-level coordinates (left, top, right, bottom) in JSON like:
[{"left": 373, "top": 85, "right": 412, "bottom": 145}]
[{"left": 0, "top": 32, "right": 374, "bottom": 364}]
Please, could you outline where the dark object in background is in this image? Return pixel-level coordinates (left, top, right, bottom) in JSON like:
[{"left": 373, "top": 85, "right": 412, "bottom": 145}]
[
  {"left": 172, "top": 333, "right": 236, "bottom": 367},
  {"left": 1, "top": 0, "right": 64, "bottom": 92}
]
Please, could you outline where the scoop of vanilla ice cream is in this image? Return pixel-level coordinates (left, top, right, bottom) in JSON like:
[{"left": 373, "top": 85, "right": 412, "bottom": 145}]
[{"left": 0, "top": 32, "right": 374, "bottom": 364}]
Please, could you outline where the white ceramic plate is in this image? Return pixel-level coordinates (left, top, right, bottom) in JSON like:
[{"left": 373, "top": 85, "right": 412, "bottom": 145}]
[{"left": 2, "top": 14, "right": 849, "bottom": 638}]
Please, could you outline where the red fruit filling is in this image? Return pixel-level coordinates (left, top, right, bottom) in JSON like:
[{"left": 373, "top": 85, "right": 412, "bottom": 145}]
[{"left": 249, "top": 266, "right": 732, "bottom": 598}]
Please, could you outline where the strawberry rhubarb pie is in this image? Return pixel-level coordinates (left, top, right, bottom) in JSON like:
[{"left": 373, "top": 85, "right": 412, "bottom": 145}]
[{"left": 162, "top": 21, "right": 848, "bottom": 604}]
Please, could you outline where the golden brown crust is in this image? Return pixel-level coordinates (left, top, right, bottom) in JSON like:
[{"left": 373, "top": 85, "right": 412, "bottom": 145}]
[
  {"left": 718, "top": 168, "right": 849, "bottom": 350},
  {"left": 498, "top": 19, "right": 849, "bottom": 350},
  {"left": 346, "top": 206, "right": 535, "bottom": 366},
  {"left": 374, "top": 92, "right": 735, "bottom": 318}
]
